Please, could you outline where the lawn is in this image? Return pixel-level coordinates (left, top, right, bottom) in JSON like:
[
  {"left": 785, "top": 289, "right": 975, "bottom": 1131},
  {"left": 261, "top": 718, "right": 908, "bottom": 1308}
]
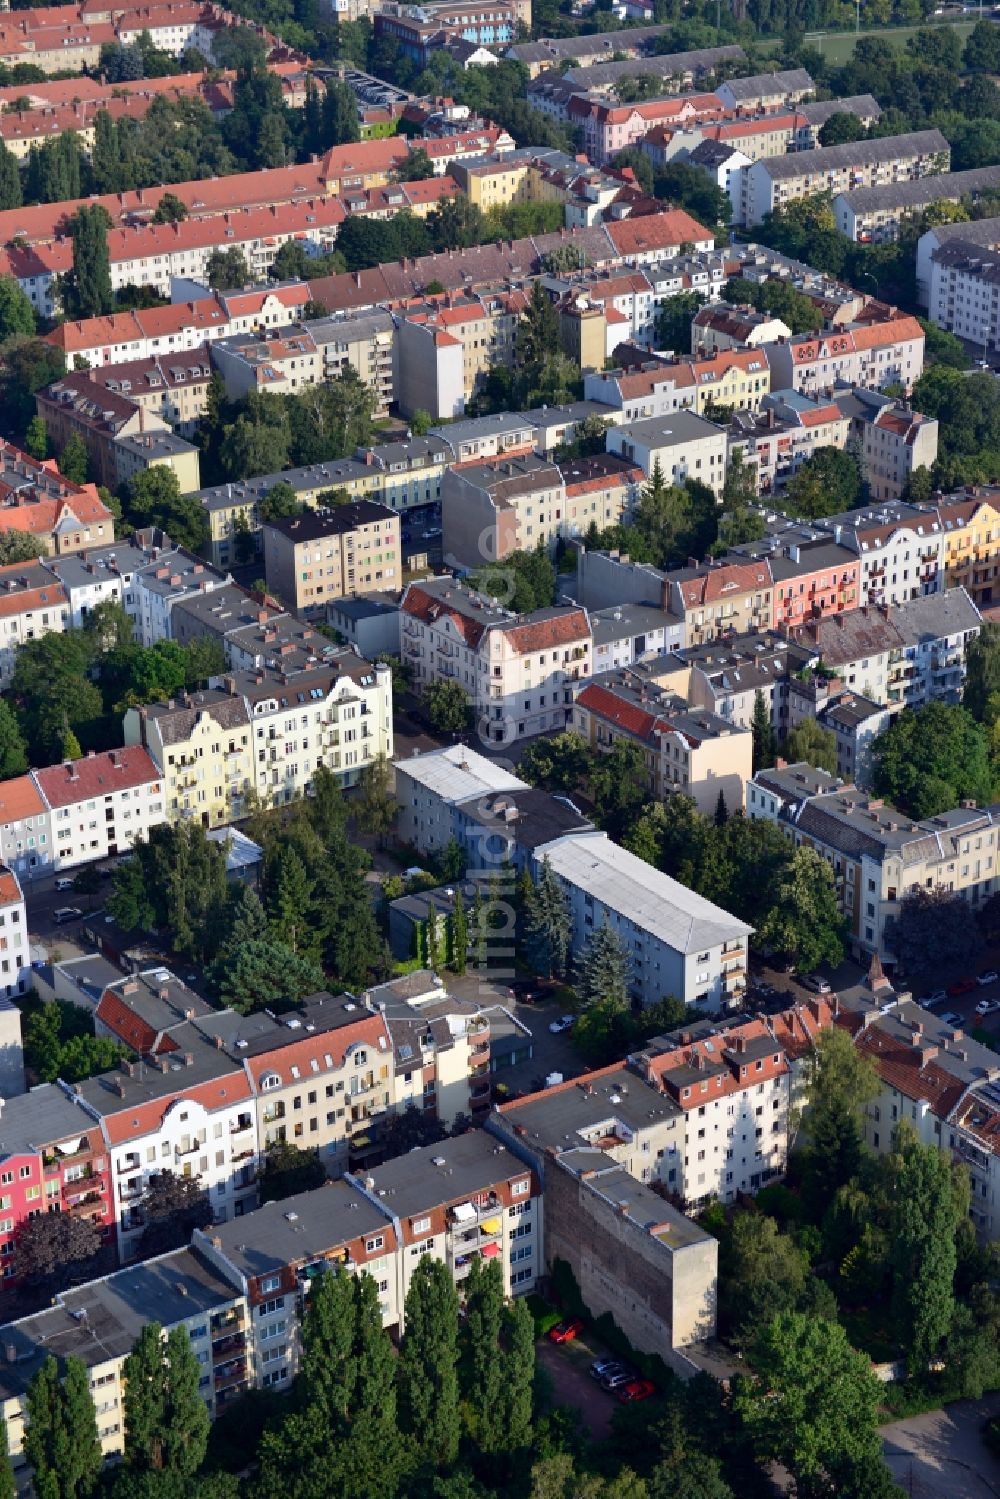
[{"left": 757, "top": 17, "right": 977, "bottom": 63}]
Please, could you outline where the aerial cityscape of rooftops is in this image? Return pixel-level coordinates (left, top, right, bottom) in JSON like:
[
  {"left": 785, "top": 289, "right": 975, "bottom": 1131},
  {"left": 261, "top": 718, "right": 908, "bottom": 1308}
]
[{"left": 7, "top": 0, "right": 1000, "bottom": 1491}]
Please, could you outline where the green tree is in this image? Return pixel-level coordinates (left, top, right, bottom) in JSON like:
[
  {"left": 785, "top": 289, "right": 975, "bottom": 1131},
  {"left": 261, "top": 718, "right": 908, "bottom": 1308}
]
[
  {"left": 0, "top": 275, "right": 35, "bottom": 341},
  {"left": 338, "top": 1273, "right": 401, "bottom": 1498},
  {"left": 818, "top": 111, "right": 866, "bottom": 146},
  {"left": 576, "top": 919, "right": 629, "bottom": 1009},
  {"left": 871, "top": 701, "right": 994, "bottom": 818},
  {"left": 0, "top": 138, "right": 22, "bottom": 211},
  {"left": 500, "top": 1295, "right": 535, "bottom": 1456},
  {"left": 212, "top": 936, "right": 325, "bottom": 1013},
  {"left": 25, "top": 1354, "right": 102, "bottom": 1499},
  {"left": 716, "top": 449, "right": 763, "bottom": 551},
  {"left": 964, "top": 620, "right": 1000, "bottom": 722},
  {"left": 153, "top": 192, "right": 188, "bottom": 224},
  {"left": 206, "top": 246, "right": 250, "bottom": 290},
  {"left": 633, "top": 459, "right": 690, "bottom": 568},
  {"left": 127, "top": 466, "right": 208, "bottom": 552},
  {"left": 423, "top": 678, "right": 471, "bottom": 735},
  {"left": 66, "top": 205, "right": 113, "bottom": 319},
  {"left": 518, "top": 730, "right": 593, "bottom": 792},
  {"left": 139, "top": 1171, "right": 212, "bottom": 1257},
  {"left": 802, "top": 1026, "right": 880, "bottom": 1202},
  {"left": 759, "top": 845, "right": 845, "bottom": 973},
  {"left": 268, "top": 845, "right": 315, "bottom": 955},
  {"left": 259, "top": 1141, "right": 326, "bottom": 1203},
  {"left": 17, "top": 1205, "right": 102, "bottom": 1293},
  {"left": 462, "top": 1256, "right": 506, "bottom": 1452},
  {"left": 122, "top": 1323, "right": 209, "bottom": 1476},
  {"left": 355, "top": 752, "right": 398, "bottom": 846},
  {"left": 783, "top": 717, "right": 838, "bottom": 773},
  {"left": 300, "top": 1267, "right": 356, "bottom": 1422},
  {"left": 0, "top": 697, "right": 28, "bottom": 778},
  {"left": 24, "top": 415, "right": 48, "bottom": 461},
  {"left": 399, "top": 1255, "right": 461, "bottom": 1467},
  {"left": 514, "top": 281, "right": 560, "bottom": 400},
  {"left": 734, "top": 1312, "right": 882, "bottom": 1487},
  {"left": 656, "top": 289, "right": 704, "bottom": 354},
  {"left": 0, "top": 1412, "right": 14, "bottom": 1499},
  {"left": 450, "top": 885, "right": 468, "bottom": 975},
  {"left": 470, "top": 545, "right": 556, "bottom": 613},
  {"left": 750, "top": 689, "right": 775, "bottom": 772},
  {"left": 58, "top": 433, "right": 89, "bottom": 486},
  {"left": 720, "top": 1212, "right": 807, "bottom": 1347},
  {"left": 784, "top": 446, "right": 861, "bottom": 520},
  {"left": 523, "top": 855, "right": 571, "bottom": 978},
  {"left": 889, "top": 1127, "right": 963, "bottom": 1374}
]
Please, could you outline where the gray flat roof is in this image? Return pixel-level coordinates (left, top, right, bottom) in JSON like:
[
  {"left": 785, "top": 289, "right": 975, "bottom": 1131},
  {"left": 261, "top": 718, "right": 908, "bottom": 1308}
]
[
  {"left": 499, "top": 1065, "right": 679, "bottom": 1146},
  {"left": 0, "top": 1248, "right": 238, "bottom": 1398},
  {"left": 431, "top": 412, "right": 534, "bottom": 445},
  {"left": 393, "top": 743, "right": 528, "bottom": 804},
  {"left": 201, "top": 1180, "right": 391, "bottom": 1281},
  {"left": 759, "top": 128, "right": 949, "bottom": 182},
  {"left": 614, "top": 409, "right": 725, "bottom": 447},
  {"left": 0, "top": 1083, "right": 101, "bottom": 1159},
  {"left": 590, "top": 602, "right": 680, "bottom": 643},
  {"left": 576, "top": 1160, "right": 715, "bottom": 1251},
  {"left": 459, "top": 786, "right": 594, "bottom": 850},
  {"left": 362, "top": 1129, "right": 531, "bottom": 1221},
  {"left": 837, "top": 163, "right": 1000, "bottom": 214}
]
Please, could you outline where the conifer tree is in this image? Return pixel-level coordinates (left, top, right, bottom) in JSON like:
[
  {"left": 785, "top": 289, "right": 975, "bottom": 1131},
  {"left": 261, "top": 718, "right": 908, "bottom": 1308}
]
[
  {"left": 450, "top": 886, "right": 468, "bottom": 975},
  {"left": 470, "top": 882, "right": 486, "bottom": 972},
  {"left": 751, "top": 689, "right": 776, "bottom": 772},
  {"left": 0, "top": 1408, "right": 14, "bottom": 1499},
  {"left": 523, "top": 856, "right": 571, "bottom": 978},
  {"left": 0, "top": 138, "right": 21, "bottom": 211},
  {"left": 500, "top": 1296, "right": 535, "bottom": 1453},
  {"left": 461, "top": 1257, "right": 506, "bottom": 1452},
  {"left": 398, "top": 1256, "right": 461, "bottom": 1467},
  {"left": 575, "top": 920, "right": 629, "bottom": 1009}
]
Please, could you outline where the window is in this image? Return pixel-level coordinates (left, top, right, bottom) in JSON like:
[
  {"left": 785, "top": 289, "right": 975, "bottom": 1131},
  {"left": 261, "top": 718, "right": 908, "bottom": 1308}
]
[
  {"left": 511, "top": 1178, "right": 530, "bottom": 1197},
  {"left": 260, "top": 1274, "right": 281, "bottom": 1294},
  {"left": 365, "top": 1235, "right": 384, "bottom": 1252}
]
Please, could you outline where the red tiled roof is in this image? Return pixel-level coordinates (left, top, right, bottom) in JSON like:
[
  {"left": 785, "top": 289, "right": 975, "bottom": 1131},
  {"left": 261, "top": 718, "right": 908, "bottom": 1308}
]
[
  {"left": 607, "top": 209, "right": 713, "bottom": 256},
  {"left": 245, "top": 1014, "right": 391, "bottom": 1088},
  {"left": 503, "top": 608, "right": 590, "bottom": 654},
  {"left": 100, "top": 1070, "right": 253, "bottom": 1145},
  {"left": 402, "top": 584, "right": 487, "bottom": 646},
  {"left": 35, "top": 747, "right": 160, "bottom": 809},
  {"left": 96, "top": 988, "right": 161, "bottom": 1055},
  {"left": 0, "top": 775, "right": 45, "bottom": 824},
  {"left": 0, "top": 869, "right": 21, "bottom": 907},
  {"left": 855, "top": 1023, "right": 967, "bottom": 1119},
  {"left": 674, "top": 560, "right": 772, "bottom": 608}
]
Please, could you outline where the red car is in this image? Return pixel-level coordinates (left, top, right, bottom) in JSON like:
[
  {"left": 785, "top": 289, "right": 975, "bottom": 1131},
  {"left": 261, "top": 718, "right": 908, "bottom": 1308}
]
[
  {"left": 618, "top": 1379, "right": 656, "bottom": 1403},
  {"left": 947, "top": 977, "right": 977, "bottom": 997},
  {"left": 547, "top": 1318, "right": 585, "bottom": 1344}
]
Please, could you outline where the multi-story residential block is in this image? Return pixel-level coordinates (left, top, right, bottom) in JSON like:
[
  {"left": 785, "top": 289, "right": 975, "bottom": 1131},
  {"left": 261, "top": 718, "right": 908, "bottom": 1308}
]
[
  {"left": 81, "top": 348, "right": 214, "bottom": 436},
  {"left": 607, "top": 409, "right": 728, "bottom": 495},
  {"left": 832, "top": 389, "right": 938, "bottom": 503},
  {"left": 731, "top": 529, "right": 860, "bottom": 630},
  {"left": 37, "top": 373, "right": 201, "bottom": 493},
  {"left": 0, "top": 560, "right": 67, "bottom": 686},
  {"left": 34, "top": 748, "right": 164, "bottom": 871},
  {"left": 309, "top": 311, "right": 396, "bottom": 417},
  {"left": 393, "top": 742, "right": 528, "bottom": 856},
  {"left": 834, "top": 164, "right": 1000, "bottom": 244},
  {"left": 0, "top": 866, "right": 30, "bottom": 1004},
  {"left": 734, "top": 129, "right": 950, "bottom": 227},
  {"left": 124, "top": 689, "right": 254, "bottom": 828},
  {"left": 815, "top": 687, "right": 894, "bottom": 789},
  {"left": 261, "top": 503, "right": 401, "bottom": 615},
  {"left": 573, "top": 672, "right": 752, "bottom": 813},
  {"left": 673, "top": 630, "right": 816, "bottom": 738},
  {"left": 0, "top": 1246, "right": 248, "bottom": 1469},
  {"left": 925, "top": 231, "right": 1000, "bottom": 356},
  {"left": 714, "top": 66, "right": 814, "bottom": 111},
  {"left": 441, "top": 452, "right": 642, "bottom": 569},
  {"left": 587, "top": 348, "right": 771, "bottom": 422},
  {"left": 367, "top": 970, "right": 494, "bottom": 1123},
  {"left": 815, "top": 498, "right": 944, "bottom": 606},
  {"left": 401, "top": 578, "right": 591, "bottom": 746},
  {"left": 692, "top": 303, "right": 792, "bottom": 355},
  {"left": 728, "top": 390, "right": 850, "bottom": 497},
  {"left": 376, "top": 0, "right": 516, "bottom": 66},
  {"left": 210, "top": 328, "right": 322, "bottom": 400},
  {"left": 534, "top": 830, "right": 751, "bottom": 1008},
  {"left": 666, "top": 557, "right": 774, "bottom": 644},
  {"left": 133, "top": 544, "right": 230, "bottom": 647},
  {"left": 0, "top": 1083, "right": 117, "bottom": 1287},
  {"left": 511, "top": 33, "right": 743, "bottom": 81},
  {"left": 789, "top": 588, "right": 981, "bottom": 708},
  {"left": 764, "top": 313, "right": 926, "bottom": 397},
  {"left": 0, "top": 439, "right": 114, "bottom": 556},
  {"left": 749, "top": 763, "right": 1000, "bottom": 965},
  {"left": 431, "top": 411, "right": 535, "bottom": 463},
  {"left": 0, "top": 775, "right": 53, "bottom": 882},
  {"left": 934, "top": 489, "right": 1000, "bottom": 608},
  {"left": 395, "top": 288, "right": 529, "bottom": 418},
  {"left": 588, "top": 600, "right": 683, "bottom": 672},
  {"left": 45, "top": 538, "right": 149, "bottom": 628}
]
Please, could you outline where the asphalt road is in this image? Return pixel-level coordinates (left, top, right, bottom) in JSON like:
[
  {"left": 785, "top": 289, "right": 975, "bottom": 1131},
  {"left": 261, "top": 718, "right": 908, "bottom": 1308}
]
[{"left": 881, "top": 1396, "right": 1000, "bottom": 1499}]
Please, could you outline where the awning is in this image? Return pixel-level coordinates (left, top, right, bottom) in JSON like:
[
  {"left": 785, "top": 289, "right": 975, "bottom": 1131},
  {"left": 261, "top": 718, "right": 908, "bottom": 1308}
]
[
  {"left": 452, "top": 1202, "right": 476, "bottom": 1223},
  {"left": 481, "top": 1242, "right": 500, "bottom": 1259},
  {"left": 481, "top": 1218, "right": 501, "bottom": 1235}
]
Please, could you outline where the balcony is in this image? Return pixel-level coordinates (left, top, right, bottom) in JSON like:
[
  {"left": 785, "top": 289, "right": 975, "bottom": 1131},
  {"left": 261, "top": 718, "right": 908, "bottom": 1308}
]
[
  {"left": 211, "top": 1332, "right": 246, "bottom": 1360},
  {"left": 175, "top": 1141, "right": 203, "bottom": 1160},
  {"left": 214, "top": 1360, "right": 248, "bottom": 1393},
  {"left": 230, "top": 1119, "right": 253, "bottom": 1136},
  {"left": 262, "top": 1106, "right": 285, "bottom": 1124}
]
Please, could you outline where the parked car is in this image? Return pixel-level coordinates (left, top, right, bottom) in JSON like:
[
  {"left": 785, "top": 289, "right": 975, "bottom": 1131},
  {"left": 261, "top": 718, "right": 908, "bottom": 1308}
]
[
  {"left": 919, "top": 990, "right": 947, "bottom": 1008},
  {"left": 618, "top": 1380, "right": 656, "bottom": 1404},
  {"left": 53, "top": 906, "right": 83, "bottom": 924},
  {"left": 54, "top": 877, "right": 74, "bottom": 892},
  {"left": 590, "top": 1357, "right": 626, "bottom": 1381},
  {"left": 947, "top": 977, "right": 977, "bottom": 997},
  {"left": 601, "top": 1367, "right": 638, "bottom": 1392},
  {"left": 549, "top": 1015, "right": 575, "bottom": 1034},
  {"left": 801, "top": 974, "right": 832, "bottom": 994},
  {"left": 938, "top": 1011, "right": 962, "bottom": 1027},
  {"left": 977, "top": 970, "right": 999, "bottom": 987},
  {"left": 976, "top": 998, "right": 1000, "bottom": 1016},
  {"left": 548, "top": 1318, "right": 584, "bottom": 1345}
]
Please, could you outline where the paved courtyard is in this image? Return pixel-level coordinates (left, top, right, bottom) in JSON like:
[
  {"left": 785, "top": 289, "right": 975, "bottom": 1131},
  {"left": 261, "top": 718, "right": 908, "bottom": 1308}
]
[{"left": 881, "top": 1397, "right": 1000, "bottom": 1499}]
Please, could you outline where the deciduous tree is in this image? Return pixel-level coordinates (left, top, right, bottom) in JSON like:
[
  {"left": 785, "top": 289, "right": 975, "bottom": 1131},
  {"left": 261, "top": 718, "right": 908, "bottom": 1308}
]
[
  {"left": 399, "top": 1256, "right": 461, "bottom": 1466},
  {"left": 783, "top": 717, "right": 838, "bottom": 773},
  {"left": 139, "top": 1171, "right": 212, "bottom": 1257},
  {"left": 259, "top": 1142, "right": 326, "bottom": 1203},
  {"left": 25, "top": 1354, "right": 102, "bottom": 1499}
]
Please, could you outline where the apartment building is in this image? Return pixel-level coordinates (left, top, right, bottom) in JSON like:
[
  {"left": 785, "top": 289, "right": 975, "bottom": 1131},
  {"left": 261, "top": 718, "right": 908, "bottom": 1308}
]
[
  {"left": 37, "top": 373, "right": 201, "bottom": 494},
  {"left": 589, "top": 600, "right": 683, "bottom": 672},
  {"left": 535, "top": 830, "right": 751, "bottom": 1008},
  {"left": 813, "top": 498, "right": 944, "bottom": 606},
  {"left": 692, "top": 303, "right": 792, "bottom": 355},
  {"left": 310, "top": 311, "right": 396, "bottom": 418},
  {"left": 573, "top": 673, "right": 752, "bottom": 813},
  {"left": 396, "top": 288, "right": 529, "bottom": 419},
  {"left": 0, "top": 775, "right": 53, "bottom": 883},
  {"left": 394, "top": 742, "right": 529, "bottom": 856},
  {"left": 0, "top": 1247, "right": 247, "bottom": 1469},
  {"left": 0, "top": 1083, "right": 115, "bottom": 1287},
  {"left": 673, "top": 630, "right": 816, "bottom": 739},
  {"left": 752, "top": 533, "right": 860, "bottom": 631},
  {"left": 714, "top": 66, "right": 813, "bottom": 111},
  {"left": 935, "top": 489, "right": 1000, "bottom": 608},
  {"left": 432, "top": 411, "right": 536, "bottom": 464},
  {"left": 0, "top": 439, "right": 114, "bottom": 557},
  {"left": 124, "top": 689, "right": 254, "bottom": 828},
  {"left": 0, "top": 560, "right": 67, "bottom": 686},
  {"left": 832, "top": 389, "right": 938, "bottom": 503},
  {"left": 815, "top": 688, "right": 893, "bottom": 789},
  {"left": 367, "top": 969, "right": 494, "bottom": 1124},
  {"left": 834, "top": 164, "right": 1000, "bottom": 244},
  {"left": 728, "top": 391, "right": 851, "bottom": 498},
  {"left": 133, "top": 544, "right": 230, "bottom": 647},
  {"left": 665, "top": 557, "right": 774, "bottom": 645},
  {"left": 764, "top": 313, "right": 926, "bottom": 398},
  {"left": 925, "top": 233, "right": 1000, "bottom": 356},
  {"left": 734, "top": 129, "right": 950, "bottom": 228},
  {"left": 401, "top": 578, "right": 591, "bottom": 746},
  {"left": 441, "top": 452, "right": 642, "bottom": 569},
  {"left": 210, "top": 328, "right": 322, "bottom": 401},
  {"left": 35, "top": 748, "right": 164, "bottom": 871},
  {"left": 375, "top": 1, "right": 516, "bottom": 66},
  {"left": 587, "top": 348, "right": 771, "bottom": 422},
  {"left": 80, "top": 349, "right": 214, "bottom": 436},
  {"left": 608, "top": 409, "right": 728, "bottom": 496},
  {"left": 45, "top": 538, "right": 149, "bottom": 628},
  {"left": 261, "top": 504, "right": 401, "bottom": 614},
  {"left": 749, "top": 763, "right": 1000, "bottom": 965}
]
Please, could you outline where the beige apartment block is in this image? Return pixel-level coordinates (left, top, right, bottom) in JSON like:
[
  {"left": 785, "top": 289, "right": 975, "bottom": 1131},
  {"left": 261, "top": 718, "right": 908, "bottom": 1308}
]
[{"left": 261, "top": 502, "right": 401, "bottom": 615}]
